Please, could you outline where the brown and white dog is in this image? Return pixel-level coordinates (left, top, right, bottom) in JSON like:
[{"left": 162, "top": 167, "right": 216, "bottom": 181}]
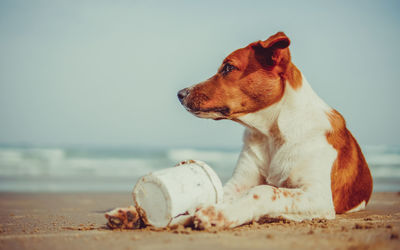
[{"left": 177, "top": 32, "right": 373, "bottom": 229}]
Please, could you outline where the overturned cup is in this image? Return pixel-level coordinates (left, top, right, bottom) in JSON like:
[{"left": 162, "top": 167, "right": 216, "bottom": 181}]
[{"left": 132, "top": 160, "right": 223, "bottom": 228}]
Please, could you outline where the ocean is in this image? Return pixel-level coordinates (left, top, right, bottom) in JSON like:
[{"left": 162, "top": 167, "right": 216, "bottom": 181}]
[{"left": 0, "top": 145, "right": 399, "bottom": 192}]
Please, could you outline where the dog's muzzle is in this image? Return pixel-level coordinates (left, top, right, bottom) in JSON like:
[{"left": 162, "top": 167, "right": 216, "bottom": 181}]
[{"left": 177, "top": 87, "right": 230, "bottom": 119}]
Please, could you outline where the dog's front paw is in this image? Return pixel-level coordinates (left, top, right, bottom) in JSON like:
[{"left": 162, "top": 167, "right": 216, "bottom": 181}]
[
  {"left": 193, "top": 205, "right": 234, "bottom": 230},
  {"left": 105, "top": 206, "right": 142, "bottom": 229}
]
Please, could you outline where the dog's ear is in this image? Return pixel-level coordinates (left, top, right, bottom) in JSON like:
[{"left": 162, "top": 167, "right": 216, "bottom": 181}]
[
  {"left": 260, "top": 32, "right": 290, "bottom": 50},
  {"left": 254, "top": 32, "right": 291, "bottom": 68}
]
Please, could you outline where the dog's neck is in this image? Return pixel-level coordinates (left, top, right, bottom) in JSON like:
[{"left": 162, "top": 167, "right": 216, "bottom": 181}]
[
  {"left": 235, "top": 100, "right": 282, "bottom": 137},
  {"left": 236, "top": 73, "right": 332, "bottom": 141}
]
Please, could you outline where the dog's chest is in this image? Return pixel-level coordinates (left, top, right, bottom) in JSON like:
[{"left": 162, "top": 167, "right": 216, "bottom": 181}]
[{"left": 245, "top": 130, "right": 285, "bottom": 184}]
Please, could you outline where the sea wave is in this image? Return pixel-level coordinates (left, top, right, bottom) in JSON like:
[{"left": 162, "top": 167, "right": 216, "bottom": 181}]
[
  {"left": 1, "top": 146, "right": 399, "bottom": 177},
  {"left": 0, "top": 148, "right": 160, "bottom": 178},
  {"left": 370, "top": 165, "right": 400, "bottom": 178},
  {"left": 364, "top": 145, "right": 400, "bottom": 165},
  {"left": 0, "top": 145, "right": 399, "bottom": 192}
]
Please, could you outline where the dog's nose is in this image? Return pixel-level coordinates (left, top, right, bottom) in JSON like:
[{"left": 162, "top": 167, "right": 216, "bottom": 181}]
[{"left": 177, "top": 88, "right": 189, "bottom": 103}]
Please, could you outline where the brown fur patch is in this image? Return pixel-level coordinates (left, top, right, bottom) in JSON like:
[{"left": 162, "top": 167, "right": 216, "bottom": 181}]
[
  {"left": 285, "top": 63, "right": 302, "bottom": 90},
  {"left": 253, "top": 194, "right": 259, "bottom": 200},
  {"left": 326, "top": 110, "right": 373, "bottom": 213}
]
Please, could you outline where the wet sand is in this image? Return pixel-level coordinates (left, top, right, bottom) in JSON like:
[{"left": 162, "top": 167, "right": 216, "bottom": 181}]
[{"left": 0, "top": 192, "right": 399, "bottom": 250}]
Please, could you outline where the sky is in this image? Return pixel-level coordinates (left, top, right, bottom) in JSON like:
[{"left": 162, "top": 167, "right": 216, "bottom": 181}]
[{"left": 0, "top": 0, "right": 399, "bottom": 149}]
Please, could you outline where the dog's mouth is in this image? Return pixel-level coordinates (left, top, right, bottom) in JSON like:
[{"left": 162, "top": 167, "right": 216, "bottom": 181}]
[{"left": 185, "top": 106, "right": 231, "bottom": 120}]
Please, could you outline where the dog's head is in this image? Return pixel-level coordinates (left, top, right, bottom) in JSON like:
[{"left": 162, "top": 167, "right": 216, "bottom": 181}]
[{"left": 177, "top": 32, "right": 301, "bottom": 120}]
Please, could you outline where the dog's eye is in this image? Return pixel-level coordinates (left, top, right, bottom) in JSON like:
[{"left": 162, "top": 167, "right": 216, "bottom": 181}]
[{"left": 221, "top": 63, "right": 237, "bottom": 76}]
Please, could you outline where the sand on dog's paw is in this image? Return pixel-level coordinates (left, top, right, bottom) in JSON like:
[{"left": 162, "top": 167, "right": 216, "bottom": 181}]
[
  {"left": 105, "top": 206, "right": 142, "bottom": 229},
  {"left": 193, "top": 206, "right": 232, "bottom": 230}
]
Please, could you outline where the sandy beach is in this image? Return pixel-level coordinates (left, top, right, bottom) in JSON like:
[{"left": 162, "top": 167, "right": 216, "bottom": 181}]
[{"left": 0, "top": 192, "right": 399, "bottom": 250}]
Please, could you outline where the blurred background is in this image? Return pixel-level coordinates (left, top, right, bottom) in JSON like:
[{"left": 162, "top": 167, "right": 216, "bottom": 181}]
[{"left": 0, "top": 0, "right": 399, "bottom": 192}]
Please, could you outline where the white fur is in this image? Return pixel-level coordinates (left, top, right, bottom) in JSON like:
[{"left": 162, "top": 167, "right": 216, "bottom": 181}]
[
  {"left": 194, "top": 75, "right": 341, "bottom": 228},
  {"left": 346, "top": 201, "right": 366, "bottom": 213}
]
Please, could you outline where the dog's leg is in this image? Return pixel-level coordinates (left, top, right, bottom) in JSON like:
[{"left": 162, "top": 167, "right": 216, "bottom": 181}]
[
  {"left": 223, "top": 145, "right": 266, "bottom": 203},
  {"left": 194, "top": 184, "right": 335, "bottom": 229}
]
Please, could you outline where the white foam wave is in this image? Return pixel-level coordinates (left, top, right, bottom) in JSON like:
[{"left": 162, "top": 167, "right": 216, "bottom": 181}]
[
  {"left": 365, "top": 154, "right": 400, "bottom": 166},
  {"left": 363, "top": 144, "right": 400, "bottom": 165},
  {"left": 371, "top": 168, "right": 400, "bottom": 178},
  {"left": 0, "top": 148, "right": 158, "bottom": 178}
]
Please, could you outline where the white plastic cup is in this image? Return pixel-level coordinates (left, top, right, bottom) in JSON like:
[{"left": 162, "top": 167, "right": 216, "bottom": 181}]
[{"left": 132, "top": 160, "right": 223, "bottom": 228}]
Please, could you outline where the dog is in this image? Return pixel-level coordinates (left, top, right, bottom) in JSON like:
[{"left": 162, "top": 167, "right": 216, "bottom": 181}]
[{"left": 177, "top": 31, "right": 373, "bottom": 229}]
